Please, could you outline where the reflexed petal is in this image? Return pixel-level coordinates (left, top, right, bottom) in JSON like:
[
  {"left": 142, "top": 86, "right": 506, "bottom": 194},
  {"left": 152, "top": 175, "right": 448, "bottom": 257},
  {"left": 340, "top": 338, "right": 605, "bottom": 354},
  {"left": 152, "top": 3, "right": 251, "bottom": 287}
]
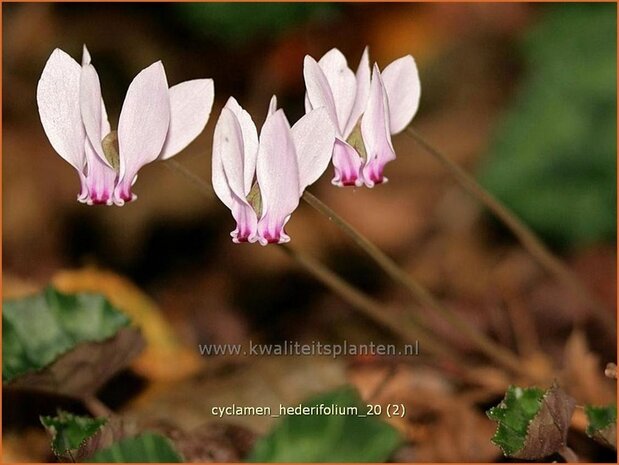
[
  {"left": 361, "top": 65, "right": 395, "bottom": 187},
  {"left": 303, "top": 56, "right": 341, "bottom": 135},
  {"left": 344, "top": 46, "right": 371, "bottom": 138},
  {"left": 80, "top": 61, "right": 112, "bottom": 166},
  {"left": 81, "top": 45, "right": 111, "bottom": 136},
  {"left": 212, "top": 108, "right": 259, "bottom": 243},
  {"left": 291, "top": 107, "right": 335, "bottom": 192},
  {"left": 318, "top": 48, "right": 356, "bottom": 134},
  {"left": 159, "top": 78, "right": 215, "bottom": 160},
  {"left": 115, "top": 61, "right": 170, "bottom": 204},
  {"left": 304, "top": 94, "right": 313, "bottom": 113},
  {"left": 101, "top": 98, "right": 111, "bottom": 135},
  {"left": 84, "top": 139, "right": 117, "bottom": 206},
  {"left": 381, "top": 55, "right": 421, "bottom": 134},
  {"left": 267, "top": 95, "right": 278, "bottom": 117},
  {"left": 214, "top": 108, "right": 248, "bottom": 201},
  {"left": 256, "top": 110, "right": 300, "bottom": 245},
  {"left": 81, "top": 44, "right": 91, "bottom": 66},
  {"left": 77, "top": 171, "right": 89, "bottom": 203},
  {"left": 212, "top": 112, "right": 235, "bottom": 210},
  {"left": 223, "top": 97, "right": 259, "bottom": 194},
  {"left": 332, "top": 138, "right": 363, "bottom": 187},
  {"left": 37, "top": 48, "right": 86, "bottom": 172}
]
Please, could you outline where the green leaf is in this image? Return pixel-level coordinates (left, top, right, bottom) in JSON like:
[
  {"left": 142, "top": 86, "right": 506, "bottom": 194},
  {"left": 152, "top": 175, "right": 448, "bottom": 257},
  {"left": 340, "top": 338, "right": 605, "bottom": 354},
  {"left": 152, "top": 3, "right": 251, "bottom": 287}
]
[
  {"left": 487, "top": 385, "right": 575, "bottom": 459},
  {"left": 88, "top": 433, "right": 184, "bottom": 463},
  {"left": 248, "top": 386, "right": 402, "bottom": 462},
  {"left": 487, "top": 386, "right": 545, "bottom": 456},
  {"left": 585, "top": 404, "right": 617, "bottom": 449},
  {"left": 478, "top": 4, "right": 616, "bottom": 248},
  {"left": 2, "top": 287, "right": 130, "bottom": 383},
  {"left": 40, "top": 410, "right": 107, "bottom": 458}
]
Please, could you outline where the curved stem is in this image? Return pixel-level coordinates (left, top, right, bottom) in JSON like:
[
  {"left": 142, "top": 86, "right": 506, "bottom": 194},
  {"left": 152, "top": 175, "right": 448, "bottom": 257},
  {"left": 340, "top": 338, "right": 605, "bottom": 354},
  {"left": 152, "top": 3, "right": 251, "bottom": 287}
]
[
  {"left": 558, "top": 446, "right": 579, "bottom": 463},
  {"left": 405, "top": 127, "right": 615, "bottom": 332},
  {"left": 83, "top": 395, "right": 113, "bottom": 418},
  {"left": 302, "top": 191, "right": 525, "bottom": 375},
  {"left": 163, "top": 159, "right": 459, "bottom": 365},
  {"left": 280, "top": 244, "right": 462, "bottom": 365},
  {"left": 164, "top": 159, "right": 214, "bottom": 197}
]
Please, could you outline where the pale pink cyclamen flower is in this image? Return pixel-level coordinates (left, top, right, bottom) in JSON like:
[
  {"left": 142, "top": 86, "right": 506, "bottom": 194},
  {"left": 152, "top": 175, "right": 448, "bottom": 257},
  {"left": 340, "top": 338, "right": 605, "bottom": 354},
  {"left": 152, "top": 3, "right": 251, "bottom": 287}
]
[
  {"left": 37, "top": 46, "right": 214, "bottom": 205},
  {"left": 212, "top": 96, "right": 335, "bottom": 245},
  {"left": 304, "top": 47, "right": 420, "bottom": 188}
]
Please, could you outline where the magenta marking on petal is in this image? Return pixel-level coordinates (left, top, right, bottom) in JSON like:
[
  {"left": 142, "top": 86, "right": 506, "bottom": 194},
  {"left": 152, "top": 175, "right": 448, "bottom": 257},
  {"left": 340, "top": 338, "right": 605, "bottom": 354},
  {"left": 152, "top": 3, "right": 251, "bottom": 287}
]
[
  {"left": 258, "top": 227, "right": 290, "bottom": 245},
  {"left": 332, "top": 169, "right": 361, "bottom": 187},
  {"left": 231, "top": 220, "right": 259, "bottom": 244},
  {"left": 232, "top": 229, "right": 251, "bottom": 243},
  {"left": 112, "top": 179, "right": 137, "bottom": 206},
  {"left": 264, "top": 232, "right": 280, "bottom": 244},
  {"left": 331, "top": 139, "right": 363, "bottom": 188},
  {"left": 362, "top": 158, "right": 392, "bottom": 188}
]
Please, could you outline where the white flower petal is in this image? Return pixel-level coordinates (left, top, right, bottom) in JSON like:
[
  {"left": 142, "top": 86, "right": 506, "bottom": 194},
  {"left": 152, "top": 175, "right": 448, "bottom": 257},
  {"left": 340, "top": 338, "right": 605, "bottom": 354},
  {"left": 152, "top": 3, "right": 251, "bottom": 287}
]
[
  {"left": 159, "top": 78, "right": 215, "bottom": 160},
  {"left": 344, "top": 46, "right": 371, "bottom": 137},
  {"left": 223, "top": 97, "right": 259, "bottom": 194},
  {"left": 37, "top": 48, "right": 85, "bottom": 172},
  {"left": 303, "top": 55, "right": 341, "bottom": 135},
  {"left": 115, "top": 61, "right": 170, "bottom": 203},
  {"left": 361, "top": 65, "right": 396, "bottom": 187},
  {"left": 291, "top": 107, "right": 335, "bottom": 192},
  {"left": 256, "top": 110, "right": 300, "bottom": 244},
  {"left": 381, "top": 55, "right": 421, "bottom": 134},
  {"left": 80, "top": 61, "right": 112, "bottom": 166}
]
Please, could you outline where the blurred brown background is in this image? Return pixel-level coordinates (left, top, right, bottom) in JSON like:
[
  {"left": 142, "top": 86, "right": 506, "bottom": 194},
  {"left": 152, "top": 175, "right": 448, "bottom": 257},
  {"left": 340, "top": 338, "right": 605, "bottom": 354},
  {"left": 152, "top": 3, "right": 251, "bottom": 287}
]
[{"left": 2, "top": 3, "right": 617, "bottom": 461}]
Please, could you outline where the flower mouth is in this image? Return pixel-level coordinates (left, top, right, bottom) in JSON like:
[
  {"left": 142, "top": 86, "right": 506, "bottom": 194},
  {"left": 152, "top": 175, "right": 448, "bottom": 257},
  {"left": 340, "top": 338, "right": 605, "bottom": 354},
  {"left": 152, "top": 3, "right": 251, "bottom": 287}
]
[
  {"left": 342, "top": 180, "right": 359, "bottom": 187},
  {"left": 90, "top": 197, "right": 112, "bottom": 206},
  {"left": 233, "top": 234, "right": 252, "bottom": 243}
]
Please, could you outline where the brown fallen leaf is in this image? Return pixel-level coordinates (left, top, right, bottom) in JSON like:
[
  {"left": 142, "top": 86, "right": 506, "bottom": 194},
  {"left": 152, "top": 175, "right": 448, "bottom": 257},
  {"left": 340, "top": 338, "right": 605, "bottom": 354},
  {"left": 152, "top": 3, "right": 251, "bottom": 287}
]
[
  {"left": 48, "top": 416, "right": 141, "bottom": 463},
  {"left": 168, "top": 423, "right": 257, "bottom": 462},
  {"left": 513, "top": 385, "right": 576, "bottom": 460},
  {"left": 52, "top": 267, "right": 203, "bottom": 382},
  {"left": 56, "top": 413, "right": 256, "bottom": 463},
  {"left": 125, "top": 356, "right": 347, "bottom": 435},
  {"left": 589, "top": 421, "right": 617, "bottom": 450},
  {"left": 410, "top": 400, "right": 499, "bottom": 463},
  {"left": 562, "top": 330, "right": 615, "bottom": 405},
  {"left": 348, "top": 364, "right": 499, "bottom": 462},
  {"left": 6, "top": 328, "right": 144, "bottom": 398}
]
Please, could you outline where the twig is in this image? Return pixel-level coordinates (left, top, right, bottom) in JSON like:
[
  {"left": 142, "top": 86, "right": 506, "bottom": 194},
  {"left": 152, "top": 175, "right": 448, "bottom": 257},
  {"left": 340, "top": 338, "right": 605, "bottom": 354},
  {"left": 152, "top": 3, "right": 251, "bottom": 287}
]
[
  {"left": 558, "top": 445, "right": 579, "bottom": 463},
  {"left": 164, "top": 159, "right": 214, "bottom": 197},
  {"left": 83, "top": 395, "right": 113, "bottom": 418},
  {"left": 280, "top": 244, "right": 462, "bottom": 365},
  {"left": 405, "top": 127, "right": 615, "bottom": 333},
  {"left": 302, "top": 191, "right": 525, "bottom": 376},
  {"left": 367, "top": 364, "right": 399, "bottom": 403}
]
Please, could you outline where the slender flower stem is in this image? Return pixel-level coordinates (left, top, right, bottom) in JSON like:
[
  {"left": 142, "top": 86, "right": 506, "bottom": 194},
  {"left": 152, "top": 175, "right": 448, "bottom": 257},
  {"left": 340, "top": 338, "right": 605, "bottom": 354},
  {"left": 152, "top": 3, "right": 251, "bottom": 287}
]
[
  {"left": 558, "top": 446, "right": 579, "bottom": 463},
  {"left": 280, "top": 244, "right": 463, "bottom": 364},
  {"left": 165, "top": 159, "right": 214, "bottom": 197},
  {"left": 163, "top": 159, "right": 459, "bottom": 365},
  {"left": 405, "top": 127, "right": 615, "bottom": 332},
  {"left": 302, "top": 191, "right": 524, "bottom": 375},
  {"left": 83, "top": 395, "right": 113, "bottom": 418}
]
